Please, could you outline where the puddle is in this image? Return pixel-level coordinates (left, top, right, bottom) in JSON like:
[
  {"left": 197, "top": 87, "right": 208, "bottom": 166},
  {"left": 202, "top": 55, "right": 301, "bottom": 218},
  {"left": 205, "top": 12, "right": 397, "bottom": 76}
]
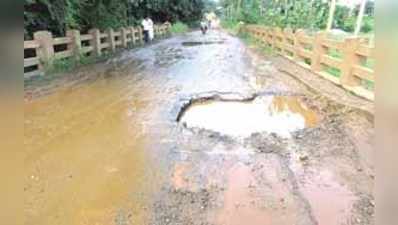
[
  {"left": 178, "top": 95, "right": 318, "bottom": 138},
  {"left": 182, "top": 41, "right": 224, "bottom": 47},
  {"left": 172, "top": 163, "right": 191, "bottom": 190},
  {"left": 215, "top": 162, "right": 296, "bottom": 225},
  {"left": 299, "top": 169, "right": 356, "bottom": 225},
  {"left": 216, "top": 164, "right": 272, "bottom": 225},
  {"left": 24, "top": 80, "right": 159, "bottom": 225}
]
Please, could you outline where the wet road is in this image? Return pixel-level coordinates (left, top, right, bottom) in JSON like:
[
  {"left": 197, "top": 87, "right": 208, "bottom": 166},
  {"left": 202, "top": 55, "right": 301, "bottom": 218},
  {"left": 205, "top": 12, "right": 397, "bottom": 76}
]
[{"left": 24, "top": 30, "right": 374, "bottom": 225}]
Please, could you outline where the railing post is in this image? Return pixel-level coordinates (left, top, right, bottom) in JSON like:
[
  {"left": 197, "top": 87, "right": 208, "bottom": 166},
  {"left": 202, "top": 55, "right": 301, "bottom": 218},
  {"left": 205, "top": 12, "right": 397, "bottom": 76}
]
[
  {"left": 164, "top": 22, "right": 171, "bottom": 35},
  {"left": 270, "top": 28, "right": 276, "bottom": 50},
  {"left": 66, "top": 29, "right": 82, "bottom": 60},
  {"left": 162, "top": 25, "right": 166, "bottom": 36},
  {"left": 121, "top": 28, "right": 128, "bottom": 48},
  {"left": 89, "top": 29, "right": 101, "bottom": 57},
  {"left": 107, "top": 28, "right": 116, "bottom": 52},
  {"left": 263, "top": 27, "right": 269, "bottom": 46},
  {"left": 130, "top": 27, "right": 136, "bottom": 46},
  {"left": 260, "top": 28, "right": 266, "bottom": 44},
  {"left": 294, "top": 29, "right": 304, "bottom": 61},
  {"left": 275, "top": 27, "right": 283, "bottom": 52},
  {"left": 340, "top": 37, "right": 361, "bottom": 86},
  {"left": 154, "top": 25, "right": 158, "bottom": 38},
  {"left": 282, "top": 28, "right": 291, "bottom": 56},
  {"left": 34, "top": 31, "right": 54, "bottom": 69},
  {"left": 137, "top": 27, "right": 144, "bottom": 44},
  {"left": 311, "top": 31, "right": 327, "bottom": 72}
]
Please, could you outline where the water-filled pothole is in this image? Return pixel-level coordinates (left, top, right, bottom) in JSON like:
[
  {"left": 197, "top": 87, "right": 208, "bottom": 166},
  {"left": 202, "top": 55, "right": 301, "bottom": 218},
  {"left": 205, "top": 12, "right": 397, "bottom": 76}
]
[
  {"left": 182, "top": 41, "right": 224, "bottom": 47},
  {"left": 178, "top": 95, "right": 318, "bottom": 138}
]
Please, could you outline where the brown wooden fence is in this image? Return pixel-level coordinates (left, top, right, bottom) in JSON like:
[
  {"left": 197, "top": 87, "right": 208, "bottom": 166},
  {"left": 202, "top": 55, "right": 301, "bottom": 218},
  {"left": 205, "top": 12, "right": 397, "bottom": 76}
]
[
  {"left": 24, "top": 23, "right": 171, "bottom": 79},
  {"left": 242, "top": 25, "right": 375, "bottom": 101}
]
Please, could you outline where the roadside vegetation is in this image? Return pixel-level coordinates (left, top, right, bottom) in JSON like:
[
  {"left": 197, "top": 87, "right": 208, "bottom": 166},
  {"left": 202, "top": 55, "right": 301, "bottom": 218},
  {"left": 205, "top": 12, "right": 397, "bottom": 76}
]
[
  {"left": 220, "top": 0, "right": 374, "bottom": 35},
  {"left": 220, "top": 20, "right": 242, "bottom": 35},
  {"left": 238, "top": 32, "right": 275, "bottom": 56},
  {"left": 24, "top": 0, "right": 216, "bottom": 39},
  {"left": 220, "top": 0, "right": 374, "bottom": 90},
  {"left": 24, "top": 0, "right": 220, "bottom": 77},
  {"left": 170, "top": 22, "right": 190, "bottom": 34},
  {"left": 44, "top": 51, "right": 112, "bottom": 75}
]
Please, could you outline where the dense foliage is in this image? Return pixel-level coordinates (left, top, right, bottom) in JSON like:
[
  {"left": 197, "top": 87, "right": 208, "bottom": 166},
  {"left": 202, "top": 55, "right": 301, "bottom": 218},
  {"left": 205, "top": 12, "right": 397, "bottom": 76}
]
[
  {"left": 24, "top": 0, "right": 213, "bottom": 39},
  {"left": 221, "top": 0, "right": 374, "bottom": 33}
]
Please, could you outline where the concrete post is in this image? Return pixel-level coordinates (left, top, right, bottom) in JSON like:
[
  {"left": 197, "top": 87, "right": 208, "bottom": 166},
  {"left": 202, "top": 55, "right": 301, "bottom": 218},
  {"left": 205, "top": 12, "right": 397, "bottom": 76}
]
[
  {"left": 311, "top": 32, "right": 327, "bottom": 72},
  {"left": 275, "top": 27, "right": 283, "bottom": 52},
  {"left": 89, "top": 29, "right": 101, "bottom": 57},
  {"left": 33, "top": 31, "right": 54, "bottom": 68},
  {"left": 341, "top": 37, "right": 361, "bottom": 86},
  {"left": 269, "top": 28, "right": 276, "bottom": 50},
  {"left": 121, "top": 28, "right": 128, "bottom": 48},
  {"left": 107, "top": 28, "right": 116, "bottom": 52},
  {"left": 294, "top": 29, "right": 305, "bottom": 61},
  {"left": 282, "top": 28, "right": 291, "bottom": 55},
  {"left": 130, "top": 27, "right": 136, "bottom": 46},
  {"left": 155, "top": 26, "right": 158, "bottom": 38},
  {"left": 137, "top": 27, "right": 144, "bottom": 44},
  {"left": 66, "top": 29, "right": 82, "bottom": 59},
  {"left": 164, "top": 21, "right": 171, "bottom": 34}
]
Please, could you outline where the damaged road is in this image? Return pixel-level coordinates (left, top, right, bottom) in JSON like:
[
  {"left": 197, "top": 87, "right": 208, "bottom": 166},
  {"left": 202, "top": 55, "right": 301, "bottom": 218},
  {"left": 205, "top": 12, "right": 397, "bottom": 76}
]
[{"left": 24, "top": 30, "right": 374, "bottom": 225}]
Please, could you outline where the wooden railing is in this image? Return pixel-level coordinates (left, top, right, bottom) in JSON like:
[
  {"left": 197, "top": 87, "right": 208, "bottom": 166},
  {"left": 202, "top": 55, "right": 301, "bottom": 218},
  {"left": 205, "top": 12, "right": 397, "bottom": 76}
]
[
  {"left": 24, "top": 23, "right": 172, "bottom": 79},
  {"left": 243, "top": 25, "right": 375, "bottom": 101}
]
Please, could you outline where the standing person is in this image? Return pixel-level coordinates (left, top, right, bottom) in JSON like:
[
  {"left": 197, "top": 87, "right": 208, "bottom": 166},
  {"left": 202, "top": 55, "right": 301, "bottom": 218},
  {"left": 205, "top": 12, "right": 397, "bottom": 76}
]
[
  {"left": 142, "top": 16, "right": 153, "bottom": 43},
  {"left": 200, "top": 20, "right": 208, "bottom": 35},
  {"left": 148, "top": 17, "right": 154, "bottom": 42}
]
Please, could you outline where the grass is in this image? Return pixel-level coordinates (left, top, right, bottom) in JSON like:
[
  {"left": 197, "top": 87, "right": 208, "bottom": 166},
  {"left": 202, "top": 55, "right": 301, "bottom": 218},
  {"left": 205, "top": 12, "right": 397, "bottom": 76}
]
[
  {"left": 42, "top": 50, "right": 115, "bottom": 76},
  {"left": 327, "top": 48, "right": 343, "bottom": 59},
  {"left": 363, "top": 80, "right": 374, "bottom": 91},
  {"left": 45, "top": 53, "right": 94, "bottom": 74},
  {"left": 363, "top": 58, "right": 374, "bottom": 69},
  {"left": 170, "top": 21, "right": 189, "bottom": 34},
  {"left": 324, "top": 66, "right": 341, "bottom": 78},
  {"left": 237, "top": 31, "right": 275, "bottom": 56},
  {"left": 221, "top": 20, "right": 242, "bottom": 35},
  {"left": 24, "top": 50, "right": 117, "bottom": 87}
]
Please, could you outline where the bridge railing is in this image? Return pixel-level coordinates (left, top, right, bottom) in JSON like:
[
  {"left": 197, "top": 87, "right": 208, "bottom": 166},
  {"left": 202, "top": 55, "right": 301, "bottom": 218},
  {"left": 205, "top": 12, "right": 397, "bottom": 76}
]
[
  {"left": 242, "top": 25, "right": 374, "bottom": 101},
  {"left": 24, "top": 23, "right": 172, "bottom": 79}
]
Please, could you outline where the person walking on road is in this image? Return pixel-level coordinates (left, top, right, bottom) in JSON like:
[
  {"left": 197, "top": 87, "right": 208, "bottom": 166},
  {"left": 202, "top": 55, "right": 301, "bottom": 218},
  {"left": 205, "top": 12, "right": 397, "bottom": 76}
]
[
  {"left": 200, "top": 20, "right": 208, "bottom": 35},
  {"left": 142, "top": 16, "right": 154, "bottom": 43}
]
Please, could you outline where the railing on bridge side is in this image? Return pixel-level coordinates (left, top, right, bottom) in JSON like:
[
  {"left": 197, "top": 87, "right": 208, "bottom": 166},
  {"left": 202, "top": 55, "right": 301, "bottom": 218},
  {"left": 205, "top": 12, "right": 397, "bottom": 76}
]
[
  {"left": 24, "top": 23, "right": 172, "bottom": 79},
  {"left": 242, "top": 25, "right": 375, "bottom": 101}
]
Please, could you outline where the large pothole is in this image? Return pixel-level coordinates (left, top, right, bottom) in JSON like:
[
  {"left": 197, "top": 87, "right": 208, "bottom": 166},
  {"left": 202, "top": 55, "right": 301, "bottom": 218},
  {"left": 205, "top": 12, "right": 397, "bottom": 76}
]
[
  {"left": 177, "top": 94, "right": 318, "bottom": 138},
  {"left": 182, "top": 41, "right": 225, "bottom": 47}
]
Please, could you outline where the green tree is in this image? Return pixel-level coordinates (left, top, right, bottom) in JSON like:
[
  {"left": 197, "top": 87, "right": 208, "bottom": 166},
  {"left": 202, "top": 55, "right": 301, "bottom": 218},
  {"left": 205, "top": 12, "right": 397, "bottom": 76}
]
[
  {"left": 24, "top": 0, "right": 211, "bottom": 39},
  {"left": 221, "top": 0, "right": 373, "bottom": 33}
]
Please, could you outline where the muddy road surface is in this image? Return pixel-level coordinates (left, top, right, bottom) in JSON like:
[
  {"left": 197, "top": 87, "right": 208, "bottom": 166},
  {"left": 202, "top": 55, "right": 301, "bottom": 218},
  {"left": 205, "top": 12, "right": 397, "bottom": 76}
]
[{"left": 24, "top": 30, "right": 374, "bottom": 225}]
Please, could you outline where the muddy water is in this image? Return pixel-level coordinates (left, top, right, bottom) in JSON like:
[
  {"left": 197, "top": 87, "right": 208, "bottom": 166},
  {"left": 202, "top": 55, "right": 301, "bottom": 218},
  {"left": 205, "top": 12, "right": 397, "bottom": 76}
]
[
  {"left": 179, "top": 96, "right": 318, "bottom": 138},
  {"left": 300, "top": 170, "right": 356, "bottom": 225},
  {"left": 24, "top": 30, "right": 373, "bottom": 225},
  {"left": 24, "top": 79, "right": 164, "bottom": 225},
  {"left": 217, "top": 164, "right": 273, "bottom": 225}
]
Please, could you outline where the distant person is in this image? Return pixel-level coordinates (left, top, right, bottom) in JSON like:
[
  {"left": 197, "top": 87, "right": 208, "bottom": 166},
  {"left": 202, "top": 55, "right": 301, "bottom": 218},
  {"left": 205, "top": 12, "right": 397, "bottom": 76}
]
[
  {"left": 148, "top": 19, "right": 154, "bottom": 41},
  {"left": 142, "top": 16, "right": 154, "bottom": 43},
  {"left": 200, "top": 20, "right": 208, "bottom": 35}
]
